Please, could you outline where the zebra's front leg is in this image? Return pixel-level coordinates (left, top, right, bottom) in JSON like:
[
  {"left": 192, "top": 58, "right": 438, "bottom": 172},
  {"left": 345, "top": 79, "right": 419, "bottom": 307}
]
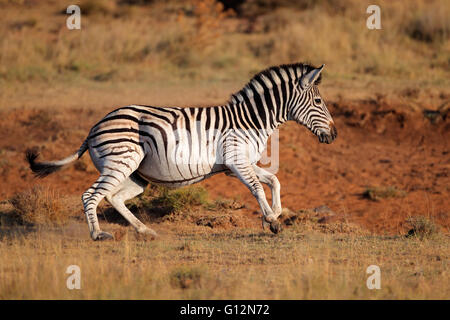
[
  {"left": 225, "top": 162, "right": 282, "bottom": 234},
  {"left": 252, "top": 165, "right": 282, "bottom": 218}
]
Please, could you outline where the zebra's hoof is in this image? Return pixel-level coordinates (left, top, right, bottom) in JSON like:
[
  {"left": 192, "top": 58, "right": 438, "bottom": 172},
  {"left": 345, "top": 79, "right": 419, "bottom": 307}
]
[
  {"left": 262, "top": 217, "right": 270, "bottom": 230},
  {"left": 92, "top": 231, "right": 114, "bottom": 241},
  {"left": 136, "top": 227, "right": 158, "bottom": 240},
  {"left": 269, "top": 221, "right": 282, "bottom": 234}
]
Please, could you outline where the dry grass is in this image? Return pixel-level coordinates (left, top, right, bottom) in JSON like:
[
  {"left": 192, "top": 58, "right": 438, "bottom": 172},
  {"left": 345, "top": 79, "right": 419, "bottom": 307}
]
[
  {"left": 0, "top": 221, "right": 448, "bottom": 299},
  {"left": 406, "top": 216, "right": 441, "bottom": 240},
  {"left": 170, "top": 265, "right": 204, "bottom": 289},
  {"left": 280, "top": 208, "right": 369, "bottom": 236},
  {"left": 1, "top": 0, "right": 449, "bottom": 120},
  {"left": 0, "top": 188, "right": 447, "bottom": 299},
  {"left": 362, "top": 186, "right": 408, "bottom": 201},
  {"left": 0, "top": 0, "right": 448, "bottom": 86},
  {"left": 3, "top": 185, "right": 70, "bottom": 226},
  {"left": 148, "top": 186, "right": 210, "bottom": 214},
  {"left": 119, "top": 185, "right": 210, "bottom": 221}
]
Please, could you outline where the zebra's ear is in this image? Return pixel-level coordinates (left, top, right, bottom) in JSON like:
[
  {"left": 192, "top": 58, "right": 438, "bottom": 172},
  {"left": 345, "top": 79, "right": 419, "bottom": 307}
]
[{"left": 300, "top": 65, "right": 324, "bottom": 89}]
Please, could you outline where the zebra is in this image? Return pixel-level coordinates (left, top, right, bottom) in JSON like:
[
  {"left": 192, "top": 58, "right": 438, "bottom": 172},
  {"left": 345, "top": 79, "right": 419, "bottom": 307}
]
[{"left": 26, "top": 62, "right": 337, "bottom": 241}]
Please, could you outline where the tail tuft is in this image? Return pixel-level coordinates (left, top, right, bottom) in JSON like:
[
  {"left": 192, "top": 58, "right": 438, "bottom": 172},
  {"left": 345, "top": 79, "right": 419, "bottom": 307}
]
[{"left": 26, "top": 149, "right": 63, "bottom": 178}]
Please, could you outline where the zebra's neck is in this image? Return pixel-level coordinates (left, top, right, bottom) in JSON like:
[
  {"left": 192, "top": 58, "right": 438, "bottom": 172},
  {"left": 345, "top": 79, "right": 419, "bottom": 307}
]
[
  {"left": 227, "top": 73, "right": 297, "bottom": 131},
  {"left": 225, "top": 62, "right": 325, "bottom": 132},
  {"left": 224, "top": 96, "right": 288, "bottom": 132}
]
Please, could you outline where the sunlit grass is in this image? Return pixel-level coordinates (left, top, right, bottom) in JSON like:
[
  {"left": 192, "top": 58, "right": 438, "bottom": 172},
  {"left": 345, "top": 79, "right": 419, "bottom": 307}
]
[
  {"left": 0, "top": 222, "right": 447, "bottom": 299},
  {"left": 0, "top": 0, "right": 448, "bottom": 85}
]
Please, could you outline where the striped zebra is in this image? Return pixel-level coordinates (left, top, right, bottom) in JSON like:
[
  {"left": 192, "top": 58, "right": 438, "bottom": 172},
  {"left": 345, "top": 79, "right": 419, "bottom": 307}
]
[{"left": 27, "top": 63, "right": 337, "bottom": 241}]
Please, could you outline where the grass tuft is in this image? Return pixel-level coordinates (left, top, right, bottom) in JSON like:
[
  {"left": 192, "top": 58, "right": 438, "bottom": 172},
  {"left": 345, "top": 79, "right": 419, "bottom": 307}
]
[
  {"left": 170, "top": 266, "right": 203, "bottom": 289},
  {"left": 403, "top": 5, "right": 450, "bottom": 43},
  {"left": 405, "top": 216, "right": 441, "bottom": 239},
  {"left": 125, "top": 185, "right": 210, "bottom": 219},
  {"left": 362, "top": 186, "right": 407, "bottom": 201},
  {"left": 8, "top": 185, "right": 69, "bottom": 226},
  {"left": 79, "top": 0, "right": 116, "bottom": 16},
  {"left": 150, "top": 186, "right": 209, "bottom": 213},
  {"left": 204, "top": 197, "right": 245, "bottom": 211}
]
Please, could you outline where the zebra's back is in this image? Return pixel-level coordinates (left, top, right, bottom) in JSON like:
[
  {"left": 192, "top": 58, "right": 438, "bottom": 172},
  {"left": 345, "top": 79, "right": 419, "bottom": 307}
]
[{"left": 87, "top": 104, "right": 228, "bottom": 187}]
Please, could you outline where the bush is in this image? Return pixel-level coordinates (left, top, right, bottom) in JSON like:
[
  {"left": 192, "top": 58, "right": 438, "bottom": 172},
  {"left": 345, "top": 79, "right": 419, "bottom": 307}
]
[
  {"left": 170, "top": 266, "right": 203, "bottom": 289},
  {"left": 79, "top": 0, "right": 116, "bottom": 16},
  {"left": 405, "top": 216, "right": 441, "bottom": 239},
  {"left": 404, "top": 5, "right": 450, "bottom": 43},
  {"left": 9, "top": 186, "right": 69, "bottom": 226},
  {"left": 126, "top": 185, "right": 210, "bottom": 218},
  {"left": 150, "top": 186, "right": 209, "bottom": 214},
  {"left": 362, "top": 186, "right": 407, "bottom": 201}
]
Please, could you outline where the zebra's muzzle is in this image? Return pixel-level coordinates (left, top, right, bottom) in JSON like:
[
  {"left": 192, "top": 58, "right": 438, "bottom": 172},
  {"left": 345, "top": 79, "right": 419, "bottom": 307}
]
[{"left": 318, "top": 124, "right": 337, "bottom": 144}]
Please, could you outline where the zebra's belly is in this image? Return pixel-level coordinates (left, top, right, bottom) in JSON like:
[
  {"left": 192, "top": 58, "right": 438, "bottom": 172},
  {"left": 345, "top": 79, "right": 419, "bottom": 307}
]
[{"left": 136, "top": 151, "right": 227, "bottom": 187}]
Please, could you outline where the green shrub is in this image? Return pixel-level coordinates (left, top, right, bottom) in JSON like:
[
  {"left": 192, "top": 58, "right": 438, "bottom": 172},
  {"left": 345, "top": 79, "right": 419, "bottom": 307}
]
[{"left": 151, "top": 186, "right": 209, "bottom": 213}]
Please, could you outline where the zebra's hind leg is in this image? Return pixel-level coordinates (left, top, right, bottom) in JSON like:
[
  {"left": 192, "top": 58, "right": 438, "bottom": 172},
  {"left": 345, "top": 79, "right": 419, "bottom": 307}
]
[
  {"left": 105, "top": 173, "right": 157, "bottom": 238},
  {"left": 82, "top": 176, "right": 118, "bottom": 241},
  {"left": 82, "top": 158, "right": 143, "bottom": 240}
]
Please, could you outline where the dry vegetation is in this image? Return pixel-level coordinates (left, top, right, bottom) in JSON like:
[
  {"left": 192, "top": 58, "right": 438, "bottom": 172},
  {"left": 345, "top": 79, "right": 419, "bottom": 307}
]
[
  {"left": 0, "top": 0, "right": 449, "bottom": 86},
  {"left": 0, "top": 190, "right": 448, "bottom": 299},
  {"left": 0, "top": 0, "right": 449, "bottom": 299},
  {"left": 7, "top": 185, "right": 69, "bottom": 226},
  {"left": 0, "top": 184, "right": 448, "bottom": 299},
  {"left": 405, "top": 215, "right": 442, "bottom": 240},
  {"left": 362, "top": 186, "right": 407, "bottom": 201}
]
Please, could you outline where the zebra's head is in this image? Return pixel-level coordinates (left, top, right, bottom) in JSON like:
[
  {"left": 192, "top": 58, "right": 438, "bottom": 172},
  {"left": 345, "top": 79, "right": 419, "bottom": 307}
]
[{"left": 289, "top": 65, "right": 337, "bottom": 144}]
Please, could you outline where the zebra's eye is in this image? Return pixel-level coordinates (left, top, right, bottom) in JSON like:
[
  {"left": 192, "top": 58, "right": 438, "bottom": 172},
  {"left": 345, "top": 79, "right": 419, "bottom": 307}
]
[{"left": 314, "top": 98, "right": 322, "bottom": 104}]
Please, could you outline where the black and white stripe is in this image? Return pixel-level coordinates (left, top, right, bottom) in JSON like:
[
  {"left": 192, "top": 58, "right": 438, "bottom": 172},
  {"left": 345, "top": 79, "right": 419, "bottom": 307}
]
[{"left": 27, "top": 62, "right": 337, "bottom": 240}]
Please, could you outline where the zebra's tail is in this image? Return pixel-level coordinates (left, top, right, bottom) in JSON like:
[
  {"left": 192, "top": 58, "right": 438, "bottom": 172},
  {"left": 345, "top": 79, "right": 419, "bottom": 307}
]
[{"left": 26, "top": 139, "right": 89, "bottom": 178}]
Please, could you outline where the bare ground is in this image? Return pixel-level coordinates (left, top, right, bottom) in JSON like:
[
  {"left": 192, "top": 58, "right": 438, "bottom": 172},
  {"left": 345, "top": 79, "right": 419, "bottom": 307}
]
[{"left": 0, "top": 93, "right": 448, "bottom": 235}]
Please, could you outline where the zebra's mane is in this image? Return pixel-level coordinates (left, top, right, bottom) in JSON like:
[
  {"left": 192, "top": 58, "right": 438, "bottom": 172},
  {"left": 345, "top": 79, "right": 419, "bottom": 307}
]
[{"left": 229, "top": 63, "right": 321, "bottom": 105}]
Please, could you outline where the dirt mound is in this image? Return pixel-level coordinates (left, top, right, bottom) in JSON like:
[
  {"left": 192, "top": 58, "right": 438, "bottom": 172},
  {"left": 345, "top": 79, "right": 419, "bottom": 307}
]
[
  {"left": 279, "top": 207, "right": 369, "bottom": 235},
  {"left": 196, "top": 214, "right": 241, "bottom": 228}
]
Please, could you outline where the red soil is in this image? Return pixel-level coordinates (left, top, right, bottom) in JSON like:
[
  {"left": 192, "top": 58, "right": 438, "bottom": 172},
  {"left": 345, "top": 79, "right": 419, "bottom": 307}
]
[{"left": 1, "top": 99, "right": 448, "bottom": 234}]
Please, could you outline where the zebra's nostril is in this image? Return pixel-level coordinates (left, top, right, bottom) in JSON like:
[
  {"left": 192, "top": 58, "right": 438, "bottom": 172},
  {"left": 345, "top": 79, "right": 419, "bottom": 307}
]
[
  {"left": 319, "top": 133, "right": 325, "bottom": 142},
  {"left": 318, "top": 132, "right": 329, "bottom": 143},
  {"left": 329, "top": 124, "right": 337, "bottom": 139}
]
